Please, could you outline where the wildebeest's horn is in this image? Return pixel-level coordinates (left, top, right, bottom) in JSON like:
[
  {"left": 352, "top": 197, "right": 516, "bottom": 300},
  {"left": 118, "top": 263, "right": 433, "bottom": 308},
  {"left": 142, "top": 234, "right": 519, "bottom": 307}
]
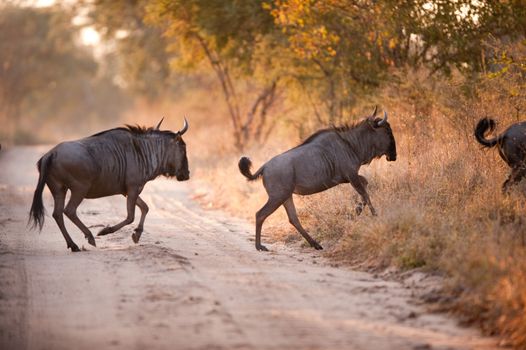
[
  {"left": 370, "top": 105, "right": 378, "bottom": 118},
  {"left": 155, "top": 117, "right": 164, "bottom": 130},
  {"left": 179, "top": 117, "right": 189, "bottom": 135},
  {"left": 377, "top": 111, "right": 388, "bottom": 126}
]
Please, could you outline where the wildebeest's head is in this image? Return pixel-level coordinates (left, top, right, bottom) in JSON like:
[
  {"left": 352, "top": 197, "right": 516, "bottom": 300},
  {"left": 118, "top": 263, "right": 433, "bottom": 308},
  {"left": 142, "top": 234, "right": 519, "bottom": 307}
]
[
  {"left": 163, "top": 118, "right": 190, "bottom": 181},
  {"left": 367, "top": 108, "right": 397, "bottom": 162}
]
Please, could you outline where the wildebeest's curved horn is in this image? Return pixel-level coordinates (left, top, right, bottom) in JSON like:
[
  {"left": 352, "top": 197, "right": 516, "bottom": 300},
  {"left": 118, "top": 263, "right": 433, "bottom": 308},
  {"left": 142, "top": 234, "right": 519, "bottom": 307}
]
[
  {"left": 370, "top": 105, "right": 378, "bottom": 118},
  {"left": 377, "top": 111, "right": 388, "bottom": 126},
  {"left": 179, "top": 117, "right": 189, "bottom": 135},
  {"left": 155, "top": 117, "right": 164, "bottom": 130}
]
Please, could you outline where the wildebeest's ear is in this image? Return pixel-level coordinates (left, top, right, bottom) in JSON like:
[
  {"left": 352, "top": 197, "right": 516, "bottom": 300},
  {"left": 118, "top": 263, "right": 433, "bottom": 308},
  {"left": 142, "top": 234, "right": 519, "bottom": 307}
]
[{"left": 155, "top": 117, "right": 164, "bottom": 130}]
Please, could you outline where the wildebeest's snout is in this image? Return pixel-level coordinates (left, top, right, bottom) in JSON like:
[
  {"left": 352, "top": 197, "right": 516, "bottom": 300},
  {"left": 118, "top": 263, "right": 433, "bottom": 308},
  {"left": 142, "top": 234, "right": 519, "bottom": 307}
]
[
  {"left": 386, "top": 143, "right": 397, "bottom": 161},
  {"left": 386, "top": 153, "right": 396, "bottom": 162},
  {"left": 176, "top": 170, "right": 190, "bottom": 181}
]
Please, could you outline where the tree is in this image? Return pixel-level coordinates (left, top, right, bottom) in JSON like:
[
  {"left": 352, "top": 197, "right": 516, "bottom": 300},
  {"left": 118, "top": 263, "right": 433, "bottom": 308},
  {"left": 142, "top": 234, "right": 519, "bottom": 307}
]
[
  {"left": 85, "top": 0, "right": 173, "bottom": 100},
  {"left": 145, "top": 0, "right": 281, "bottom": 151},
  {"left": 264, "top": 0, "right": 526, "bottom": 124},
  {"left": 0, "top": 3, "right": 129, "bottom": 143},
  {"left": 266, "top": 0, "right": 391, "bottom": 124},
  {"left": 0, "top": 4, "right": 96, "bottom": 140}
]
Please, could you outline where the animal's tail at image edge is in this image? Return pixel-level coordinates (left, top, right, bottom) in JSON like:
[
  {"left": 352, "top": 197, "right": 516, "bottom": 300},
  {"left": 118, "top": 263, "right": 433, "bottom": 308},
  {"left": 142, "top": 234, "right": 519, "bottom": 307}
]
[
  {"left": 238, "top": 156, "right": 263, "bottom": 181},
  {"left": 29, "top": 154, "right": 52, "bottom": 231},
  {"left": 475, "top": 118, "right": 500, "bottom": 148}
]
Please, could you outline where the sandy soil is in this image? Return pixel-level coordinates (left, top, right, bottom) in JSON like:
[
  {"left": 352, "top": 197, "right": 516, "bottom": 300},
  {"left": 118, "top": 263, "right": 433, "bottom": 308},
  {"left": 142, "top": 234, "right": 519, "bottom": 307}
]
[{"left": 0, "top": 146, "right": 498, "bottom": 350}]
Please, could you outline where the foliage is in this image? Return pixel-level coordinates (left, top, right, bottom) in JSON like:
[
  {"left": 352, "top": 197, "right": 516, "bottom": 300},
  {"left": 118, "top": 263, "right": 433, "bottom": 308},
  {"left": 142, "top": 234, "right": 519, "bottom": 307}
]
[
  {"left": 86, "top": 0, "right": 173, "bottom": 99},
  {"left": 0, "top": 4, "right": 128, "bottom": 143},
  {"left": 144, "top": 0, "right": 282, "bottom": 151},
  {"left": 265, "top": 0, "right": 526, "bottom": 124},
  {"left": 86, "top": 0, "right": 526, "bottom": 147},
  {"left": 0, "top": 5, "right": 89, "bottom": 138}
]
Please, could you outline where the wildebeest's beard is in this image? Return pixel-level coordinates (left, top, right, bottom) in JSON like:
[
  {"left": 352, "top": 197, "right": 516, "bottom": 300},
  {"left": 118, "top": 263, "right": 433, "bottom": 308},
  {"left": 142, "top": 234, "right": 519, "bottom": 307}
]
[
  {"left": 175, "top": 156, "right": 190, "bottom": 181},
  {"left": 164, "top": 158, "right": 189, "bottom": 180},
  {"left": 163, "top": 138, "right": 190, "bottom": 181},
  {"left": 385, "top": 128, "right": 397, "bottom": 162}
]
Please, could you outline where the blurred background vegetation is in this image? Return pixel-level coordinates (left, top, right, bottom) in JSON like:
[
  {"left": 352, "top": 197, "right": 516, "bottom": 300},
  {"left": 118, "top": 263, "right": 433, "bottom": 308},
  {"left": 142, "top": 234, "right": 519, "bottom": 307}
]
[
  {"left": 2, "top": 0, "right": 526, "bottom": 347},
  {"left": 2, "top": 0, "right": 524, "bottom": 146}
]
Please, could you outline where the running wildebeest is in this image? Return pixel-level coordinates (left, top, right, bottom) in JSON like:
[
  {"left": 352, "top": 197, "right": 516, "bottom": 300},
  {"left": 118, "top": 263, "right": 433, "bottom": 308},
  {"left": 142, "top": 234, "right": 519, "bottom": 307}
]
[
  {"left": 239, "top": 107, "right": 397, "bottom": 251},
  {"left": 29, "top": 118, "right": 189, "bottom": 252},
  {"left": 475, "top": 117, "right": 526, "bottom": 192}
]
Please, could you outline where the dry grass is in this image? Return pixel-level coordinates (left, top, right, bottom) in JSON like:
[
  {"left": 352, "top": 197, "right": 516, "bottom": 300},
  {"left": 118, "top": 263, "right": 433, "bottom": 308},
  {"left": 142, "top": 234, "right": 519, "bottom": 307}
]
[
  {"left": 183, "top": 68, "right": 526, "bottom": 347},
  {"left": 122, "top": 50, "right": 526, "bottom": 347}
]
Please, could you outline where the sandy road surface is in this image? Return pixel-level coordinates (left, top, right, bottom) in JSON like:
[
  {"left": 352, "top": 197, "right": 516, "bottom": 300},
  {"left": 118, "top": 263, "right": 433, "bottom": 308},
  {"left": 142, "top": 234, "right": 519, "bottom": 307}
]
[{"left": 0, "top": 146, "right": 496, "bottom": 350}]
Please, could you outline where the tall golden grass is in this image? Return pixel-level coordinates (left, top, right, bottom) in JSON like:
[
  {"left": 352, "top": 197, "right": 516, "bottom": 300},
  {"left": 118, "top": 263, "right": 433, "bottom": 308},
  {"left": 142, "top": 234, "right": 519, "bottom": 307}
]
[
  {"left": 165, "top": 68, "right": 526, "bottom": 347},
  {"left": 121, "top": 47, "right": 526, "bottom": 347}
]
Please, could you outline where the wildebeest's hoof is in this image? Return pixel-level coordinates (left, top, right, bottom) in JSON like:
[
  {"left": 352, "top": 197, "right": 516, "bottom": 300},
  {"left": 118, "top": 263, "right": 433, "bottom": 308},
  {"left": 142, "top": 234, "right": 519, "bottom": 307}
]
[
  {"left": 256, "top": 244, "right": 269, "bottom": 252},
  {"left": 97, "top": 226, "right": 113, "bottom": 236},
  {"left": 69, "top": 243, "right": 81, "bottom": 252},
  {"left": 131, "top": 230, "right": 141, "bottom": 244},
  {"left": 355, "top": 205, "right": 363, "bottom": 216},
  {"left": 87, "top": 236, "right": 96, "bottom": 247},
  {"left": 312, "top": 242, "right": 323, "bottom": 250}
]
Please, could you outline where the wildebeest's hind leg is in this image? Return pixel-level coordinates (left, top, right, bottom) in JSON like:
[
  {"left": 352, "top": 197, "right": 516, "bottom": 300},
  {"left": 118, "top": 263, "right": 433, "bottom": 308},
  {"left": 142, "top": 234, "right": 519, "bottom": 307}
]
[
  {"left": 349, "top": 173, "right": 377, "bottom": 216},
  {"left": 131, "top": 196, "right": 149, "bottom": 244},
  {"left": 255, "top": 197, "right": 286, "bottom": 251},
  {"left": 63, "top": 189, "right": 96, "bottom": 247},
  {"left": 50, "top": 186, "right": 80, "bottom": 252},
  {"left": 98, "top": 190, "right": 139, "bottom": 236},
  {"left": 503, "top": 166, "right": 526, "bottom": 193},
  {"left": 283, "top": 197, "right": 323, "bottom": 250}
]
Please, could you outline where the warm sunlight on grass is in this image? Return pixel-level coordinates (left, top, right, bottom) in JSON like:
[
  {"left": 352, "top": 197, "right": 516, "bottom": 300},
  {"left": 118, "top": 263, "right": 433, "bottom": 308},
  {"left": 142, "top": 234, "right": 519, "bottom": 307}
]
[{"left": 186, "top": 70, "right": 526, "bottom": 348}]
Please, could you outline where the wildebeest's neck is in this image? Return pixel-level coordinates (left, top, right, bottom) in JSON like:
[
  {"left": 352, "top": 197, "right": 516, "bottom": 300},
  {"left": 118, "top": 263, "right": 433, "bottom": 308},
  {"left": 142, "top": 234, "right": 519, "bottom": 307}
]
[
  {"left": 83, "top": 131, "right": 174, "bottom": 184},
  {"left": 130, "top": 135, "right": 174, "bottom": 180},
  {"left": 297, "top": 121, "right": 382, "bottom": 166},
  {"left": 336, "top": 123, "right": 383, "bottom": 165}
]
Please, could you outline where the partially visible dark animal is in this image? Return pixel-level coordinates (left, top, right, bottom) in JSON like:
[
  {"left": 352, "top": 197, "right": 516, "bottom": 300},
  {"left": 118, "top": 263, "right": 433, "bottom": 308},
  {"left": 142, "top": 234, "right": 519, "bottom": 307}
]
[
  {"left": 475, "top": 118, "right": 526, "bottom": 192},
  {"left": 29, "top": 118, "right": 189, "bottom": 252},
  {"left": 239, "top": 107, "right": 397, "bottom": 251}
]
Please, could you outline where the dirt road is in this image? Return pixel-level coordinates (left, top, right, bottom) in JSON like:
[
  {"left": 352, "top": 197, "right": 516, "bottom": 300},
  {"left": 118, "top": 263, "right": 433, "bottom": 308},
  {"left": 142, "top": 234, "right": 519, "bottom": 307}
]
[{"left": 0, "top": 146, "right": 496, "bottom": 350}]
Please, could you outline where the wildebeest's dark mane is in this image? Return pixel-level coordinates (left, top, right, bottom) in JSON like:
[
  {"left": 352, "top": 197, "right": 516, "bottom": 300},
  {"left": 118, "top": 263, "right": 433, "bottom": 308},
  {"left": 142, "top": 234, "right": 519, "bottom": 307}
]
[
  {"left": 298, "top": 119, "right": 367, "bottom": 146},
  {"left": 91, "top": 124, "right": 177, "bottom": 138}
]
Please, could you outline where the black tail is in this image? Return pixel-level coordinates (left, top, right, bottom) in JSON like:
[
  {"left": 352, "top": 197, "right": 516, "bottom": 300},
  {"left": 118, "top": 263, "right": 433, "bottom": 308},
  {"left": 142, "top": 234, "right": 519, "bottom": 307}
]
[
  {"left": 238, "top": 156, "right": 263, "bottom": 181},
  {"left": 29, "top": 154, "right": 52, "bottom": 231},
  {"left": 475, "top": 118, "right": 500, "bottom": 148}
]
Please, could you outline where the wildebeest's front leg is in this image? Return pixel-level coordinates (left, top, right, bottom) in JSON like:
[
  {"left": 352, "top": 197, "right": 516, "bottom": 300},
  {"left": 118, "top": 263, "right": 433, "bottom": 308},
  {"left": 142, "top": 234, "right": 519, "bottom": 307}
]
[
  {"left": 283, "top": 197, "right": 323, "bottom": 250},
  {"left": 131, "top": 196, "right": 149, "bottom": 244},
  {"left": 98, "top": 189, "right": 139, "bottom": 236},
  {"left": 349, "top": 173, "right": 376, "bottom": 216},
  {"left": 354, "top": 175, "right": 369, "bottom": 215}
]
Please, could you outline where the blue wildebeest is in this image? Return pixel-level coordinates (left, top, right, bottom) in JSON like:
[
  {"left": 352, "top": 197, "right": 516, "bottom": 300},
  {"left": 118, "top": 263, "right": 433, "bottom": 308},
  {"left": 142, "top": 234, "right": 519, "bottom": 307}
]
[
  {"left": 239, "top": 107, "right": 397, "bottom": 251},
  {"left": 29, "top": 118, "right": 189, "bottom": 252},
  {"left": 475, "top": 117, "right": 526, "bottom": 192}
]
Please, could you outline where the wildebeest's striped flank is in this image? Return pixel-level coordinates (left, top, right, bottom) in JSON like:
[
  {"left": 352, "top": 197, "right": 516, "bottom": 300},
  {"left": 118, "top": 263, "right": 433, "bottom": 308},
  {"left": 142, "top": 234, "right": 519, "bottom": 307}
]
[{"left": 29, "top": 118, "right": 190, "bottom": 252}]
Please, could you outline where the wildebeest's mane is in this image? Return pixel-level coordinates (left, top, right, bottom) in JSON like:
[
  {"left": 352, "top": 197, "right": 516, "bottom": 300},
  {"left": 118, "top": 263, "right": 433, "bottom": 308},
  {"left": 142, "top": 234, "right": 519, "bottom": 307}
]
[
  {"left": 91, "top": 124, "right": 177, "bottom": 138},
  {"left": 298, "top": 119, "right": 367, "bottom": 146}
]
